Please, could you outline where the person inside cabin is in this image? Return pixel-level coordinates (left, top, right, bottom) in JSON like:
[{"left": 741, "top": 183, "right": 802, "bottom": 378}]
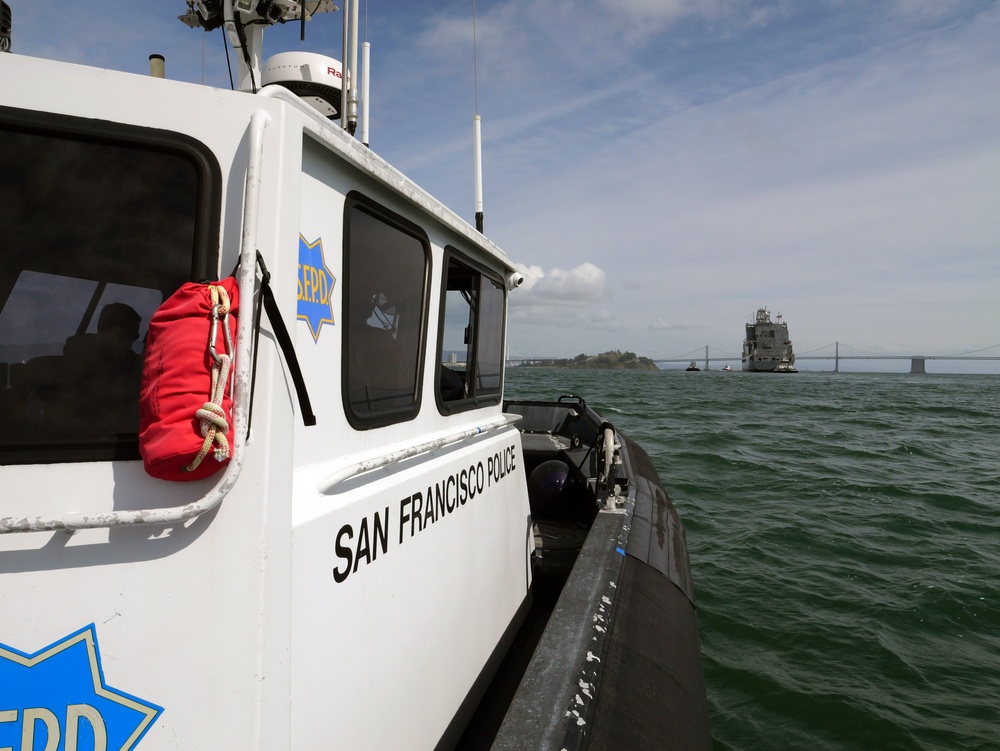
[
  {"left": 62, "top": 302, "right": 144, "bottom": 433},
  {"left": 97, "top": 302, "right": 142, "bottom": 358},
  {"left": 439, "top": 363, "right": 465, "bottom": 402},
  {"left": 346, "top": 290, "right": 378, "bottom": 405},
  {"left": 347, "top": 288, "right": 410, "bottom": 412},
  {"left": 64, "top": 302, "right": 142, "bottom": 367}
]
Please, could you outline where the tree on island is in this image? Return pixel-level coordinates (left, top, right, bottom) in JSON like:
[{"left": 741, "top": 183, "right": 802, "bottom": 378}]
[{"left": 520, "top": 350, "right": 658, "bottom": 371}]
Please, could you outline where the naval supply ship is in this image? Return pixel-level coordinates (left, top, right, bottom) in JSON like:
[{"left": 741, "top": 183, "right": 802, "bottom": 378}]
[{"left": 742, "top": 307, "right": 797, "bottom": 372}]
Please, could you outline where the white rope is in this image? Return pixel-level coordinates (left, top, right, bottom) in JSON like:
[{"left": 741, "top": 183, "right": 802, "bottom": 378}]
[{"left": 185, "top": 285, "right": 233, "bottom": 472}]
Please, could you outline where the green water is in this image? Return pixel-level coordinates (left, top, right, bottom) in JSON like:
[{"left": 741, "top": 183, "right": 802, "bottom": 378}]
[{"left": 505, "top": 368, "right": 1000, "bottom": 751}]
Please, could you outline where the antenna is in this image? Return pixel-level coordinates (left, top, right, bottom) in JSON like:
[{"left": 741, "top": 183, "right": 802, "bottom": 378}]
[
  {"left": 360, "top": 0, "right": 370, "bottom": 145},
  {"left": 361, "top": 40, "right": 371, "bottom": 146},
  {"left": 340, "top": 0, "right": 360, "bottom": 133},
  {"left": 472, "top": 0, "right": 484, "bottom": 232},
  {"left": 347, "top": 0, "right": 359, "bottom": 134},
  {"left": 341, "top": 0, "right": 349, "bottom": 130},
  {"left": 474, "top": 115, "right": 483, "bottom": 233}
]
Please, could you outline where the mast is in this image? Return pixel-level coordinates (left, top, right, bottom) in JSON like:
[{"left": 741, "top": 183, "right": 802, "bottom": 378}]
[{"left": 179, "top": 1, "right": 339, "bottom": 95}]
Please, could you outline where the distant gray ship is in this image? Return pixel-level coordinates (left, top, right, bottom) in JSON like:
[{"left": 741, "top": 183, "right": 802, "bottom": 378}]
[{"left": 743, "top": 308, "right": 797, "bottom": 372}]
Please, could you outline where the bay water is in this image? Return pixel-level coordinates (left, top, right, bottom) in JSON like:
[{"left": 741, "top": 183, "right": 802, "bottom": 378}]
[{"left": 505, "top": 368, "right": 1000, "bottom": 750}]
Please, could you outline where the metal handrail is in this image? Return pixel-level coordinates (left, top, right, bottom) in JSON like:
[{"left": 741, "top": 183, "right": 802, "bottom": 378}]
[
  {"left": 317, "top": 414, "right": 521, "bottom": 493},
  {"left": 0, "top": 109, "right": 271, "bottom": 534}
]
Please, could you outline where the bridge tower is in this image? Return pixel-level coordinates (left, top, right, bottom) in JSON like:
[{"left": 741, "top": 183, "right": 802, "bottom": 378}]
[{"left": 910, "top": 357, "right": 926, "bottom": 374}]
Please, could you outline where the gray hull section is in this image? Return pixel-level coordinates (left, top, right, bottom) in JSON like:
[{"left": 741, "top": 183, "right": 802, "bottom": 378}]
[{"left": 743, "top": 356, "right": 782, "bottom": 372}]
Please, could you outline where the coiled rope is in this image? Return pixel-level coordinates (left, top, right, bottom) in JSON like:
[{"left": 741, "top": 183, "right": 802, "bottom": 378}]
[{"left": 185, "top": 285, "right": 233, "bottom": 472}]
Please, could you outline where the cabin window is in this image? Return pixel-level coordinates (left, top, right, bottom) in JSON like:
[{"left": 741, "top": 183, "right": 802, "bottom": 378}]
[
  {"left": 0, "top": 110, "right": 219, "bottom": 464},
  {"left": 437, "top": 252, "right": 505, "bottom": 412},
  {"left": 343, "top": 195, "right": 429, "bottom": 428}
]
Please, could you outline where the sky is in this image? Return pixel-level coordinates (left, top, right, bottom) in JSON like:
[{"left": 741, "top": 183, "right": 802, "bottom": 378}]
[{"left": 8, "top": 1, "right": 1000, "bottom": 369}]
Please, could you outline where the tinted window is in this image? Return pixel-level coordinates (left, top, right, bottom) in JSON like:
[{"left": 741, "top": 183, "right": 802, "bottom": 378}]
[
  {"left": 437, "top": 253, "right": 505, "bottom": 412},
  {"left": 343, "top": 196, "right": 429, "bottom": 428},
  {"left": 0, "top": 114, "right": 218, "bottom": 463}
]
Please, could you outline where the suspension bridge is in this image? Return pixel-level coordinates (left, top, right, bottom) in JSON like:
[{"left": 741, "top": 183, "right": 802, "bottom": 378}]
[
  {"left": 652, "top": 342, "right": 1000, "bottom": 372},
  {"left": 506, "top": 343, "right": 1000, "bottom": 372}
]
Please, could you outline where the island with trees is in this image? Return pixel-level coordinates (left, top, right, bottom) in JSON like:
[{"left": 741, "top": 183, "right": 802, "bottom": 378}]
[{"left": 515, "top": 350, "right": 659, "bottom": 371}]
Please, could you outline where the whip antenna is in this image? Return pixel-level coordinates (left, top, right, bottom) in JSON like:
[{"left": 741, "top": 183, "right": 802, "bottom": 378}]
[
  {"left": 340, "top": 0, "right": 359, "bottom": 134},
  {"left": 347, "top": 0, "right": 360, "bottom": 134},
  {"left": 472, "top": 0, "right": 484, "bottom": 232},
  {"left": 361, "top": 0, "right": 370, "bottom": 146},
  {"left": 361, "top": 39, "right": 371, "bottom": 145}
]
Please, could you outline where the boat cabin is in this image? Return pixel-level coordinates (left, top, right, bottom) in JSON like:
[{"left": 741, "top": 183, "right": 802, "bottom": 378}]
[{"left": 0, "top": 4, "right": 708, "bottom": 749}]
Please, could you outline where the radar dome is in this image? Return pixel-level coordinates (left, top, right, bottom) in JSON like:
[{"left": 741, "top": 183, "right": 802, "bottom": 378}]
[{"left": 261, "top": 51, "right": 346, "bottom": 119}]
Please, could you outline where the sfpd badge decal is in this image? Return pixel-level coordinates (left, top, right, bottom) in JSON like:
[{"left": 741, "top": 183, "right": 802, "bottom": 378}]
[
  {"left": 0, "top": 624, "right": 162, "bottom": 750},
  {"left": 297, "top": 235, "right": 336, "bottom": 342}
]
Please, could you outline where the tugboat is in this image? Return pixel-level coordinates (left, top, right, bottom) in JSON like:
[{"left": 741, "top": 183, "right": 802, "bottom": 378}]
[
  {"left": 743, "top": 307, "right": 796, "bottom": 372},
  {"left": 686, "top": 360, "right": 701, "bottom": 371},
  {"left": 0, "top": 3, "right": 709, "bottom": 749},
  {"left": 775, "top": 356, "right": 799, "bottom": 373}
]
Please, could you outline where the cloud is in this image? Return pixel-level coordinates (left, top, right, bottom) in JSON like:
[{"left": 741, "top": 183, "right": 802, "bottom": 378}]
[
  {"left": 595, "top": 0, "right": 785, "bottom": 43},
  {"left": 649, "top": 319, "right": 703, "bottom": 332},
  {"left": 511, "top": 261, "right": 606, "bottom": 304},
  {"left": 504, "top": 265, "right": 686, "bottom": 355},
  {"left": 513, "top": 264, "right": 545, "bottom": 292}
]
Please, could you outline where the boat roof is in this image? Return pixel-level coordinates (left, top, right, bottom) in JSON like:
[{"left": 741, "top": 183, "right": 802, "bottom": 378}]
[{"left": 0, "top": 50, "right": 516, "bottom": 274}]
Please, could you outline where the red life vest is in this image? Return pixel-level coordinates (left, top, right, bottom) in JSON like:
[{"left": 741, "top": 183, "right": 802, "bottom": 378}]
[{"left": 139, "top": 278, "right": 239, "bottom": 481}]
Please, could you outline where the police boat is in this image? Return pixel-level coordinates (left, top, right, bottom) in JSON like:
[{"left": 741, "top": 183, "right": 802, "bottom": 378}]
[{"left": 0, "top": 2, "right": 709, "bottom": 748}]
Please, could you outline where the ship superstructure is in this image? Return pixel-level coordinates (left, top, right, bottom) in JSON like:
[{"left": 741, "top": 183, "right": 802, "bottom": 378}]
[{"left": 742, "top": 307, "right": 796, "bottom": 372}]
